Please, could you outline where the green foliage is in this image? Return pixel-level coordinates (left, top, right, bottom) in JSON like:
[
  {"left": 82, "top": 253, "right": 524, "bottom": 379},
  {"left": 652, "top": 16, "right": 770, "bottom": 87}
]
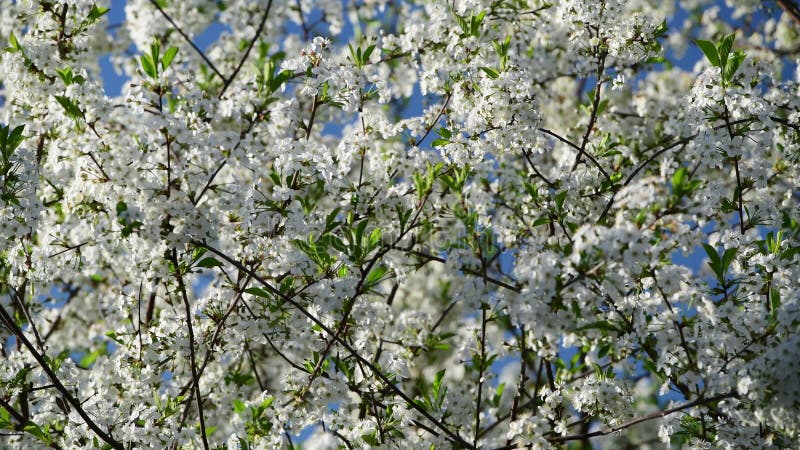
[
  {"left": 431, "top": 127, "right": 452, "bottom": 148},
  {"left": 453, "top": 10, "right": 486, "bottom": 38},
  {"left": 55, "top": 67, "right": 86, "bottom": 86},
  {"left": 254, "top": 43, "right": 292, "bottom": 101},
  {"left": 348, "top": 42, "right": 377, "bottom": 70},
  {"left": 669, "top": 167, "right": 702, "bottom": 208},
  {"left": 492, "top": 35, "right": 512, "bottom": 71},
  {"left": 412, "top": 162, "right": 443, "bottom": 201},
  {"left": 140, "top": 38, "right": 179, "bottom": 79},
  {"left": 72, "top": 4, "right": 110, "bottom": 36},
  {"left": 54, "top": 95, "right": 85, "bottom": 121},
  {"left": 115, "top": 201, "right": 143, "bottom": 238},
  {"left": 0, "top": 123, "right": 25, "bottom": 173},
  {"left": 702, "top": 243, "right": 737, "bottom": 285},
  {"left": 694, "top": 33, "right": 746, "bottom": 87},
  {"left": 416, "top": 369, "right": 448, "bottom": 414}
]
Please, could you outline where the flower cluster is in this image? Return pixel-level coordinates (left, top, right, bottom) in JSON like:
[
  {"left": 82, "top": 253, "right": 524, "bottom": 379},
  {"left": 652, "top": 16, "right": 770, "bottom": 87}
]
[{"left": 0, "top": 0, "right": 798, "bottom": 449}]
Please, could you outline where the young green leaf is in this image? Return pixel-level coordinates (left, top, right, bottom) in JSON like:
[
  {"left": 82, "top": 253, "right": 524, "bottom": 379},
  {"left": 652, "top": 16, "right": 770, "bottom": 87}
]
[
  {"left": 480, "top": 66, "right": 500, "bottom": 79},
  {"left": 197, "top": 257, "right": 224, "bottom": 268},
  {"left": 162, "top": 46, "right": 179, "bottom": 70},
  {"left": 54, "top": 96, "right": 85, "bottom": 120},
  {"left": 717, "top": 33, "right": 735, "bottom": 67},
  {"left": 694, "top": 39, "right": 720, "bottom": 67},
  {"left": 140, "top": 54, "right": 157, "bottom": 78}
]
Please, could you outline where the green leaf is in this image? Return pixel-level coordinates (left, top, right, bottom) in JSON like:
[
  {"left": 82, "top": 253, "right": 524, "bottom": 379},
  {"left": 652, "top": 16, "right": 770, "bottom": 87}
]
[
  {"left": 432, "top": 369, "right": 446, "bottom": 399},
  {"left": 645, "top": 55, "right": 668, "bottom": 64},
  {"left": 56, "top": 67, "right": 74, "bottom": 85},
  {"left": 348, "top": 43, "right": 360, "bottom": 68},
  {"left": 492, "top": 382, "right": 506, "bottom": 406},
  {"left": 653, "top": 19, "right": 668, "bottom": 38},
  {"left": 7, "top": 32, "right": 21, "bottom": 52},
  {"left": 362, "top": 44, "right": 376, "bottom": 63},
  {"left": 162, "top": 46, "right": 179, "bottom": 70},
  {"left": 723, "top": 50, "right": 745, "bottom": 82},
  {"left": 0, "top": 407, "right": 11, "bottom": 428},
  {"left": 105, "top": 330, "right": 124, "bottom": 344},
  {"left": 702, "top": 243, "right": 726, "bottom": 280},
  {"left": 233, "top": 399, "right": 246, "bottom": 414},
  {"left": 197, "top": 257, "right": 223, "bottom": 268},
  {"left": 701, "top": 243, "right": 720, "bottom": 267},
  {"left": 366, "top": 265, "right": 388, "bottom": 287},
  {"left": 577, "top": 321, "right": 619, "bottom": 333},
  {"left": 368, "top": 227, "right": 382, "bottom": 249},
  {"left": 140, "top": 55, "right": 157, "bottom": 78},
  {"left": 0, "top": 124, "right": 25, "bottom": 157},
  {"left": 471, "top": 10, "right": 487, "bottom": 37},
  {"left": 23, "top": 422, "right": 48, "bottom": 443},
  {"left": 150, "top": 39, "right": 161, "bottom": 64},
  {"left": 721, "top": 247, "right": 737, "bottom": 273},
  {"left": 694, "top": 39, "right": 720, "bottom": 67},
  {"left": 717, "top": 33, "right": 735, "bottom": 67},
  {"left": 596, "top": 98, "right": 609, "bottom": 116},
  {"left": 79, "top": 348, "right": 105, "bottom": 368},
  {"left": 54, "top": 95, "right": 84, "bottom": 120},
  {"left": 672, "top": 167, "right": 687, "bottom": 191},
  {"left": 480, "top": 66, "right": 500, "bottom": 79},
  {"left": 244, "top": 287, "right": 272, "bottom": 298},
  {"left": 89, "top": 5, "right": 110, "bottom": 20},
  {"left": 771, "top": 288, "right": 781, "bottom": 313}
]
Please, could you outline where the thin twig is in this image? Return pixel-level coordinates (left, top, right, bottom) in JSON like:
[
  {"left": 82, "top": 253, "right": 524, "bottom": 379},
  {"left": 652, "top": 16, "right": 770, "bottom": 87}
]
[
  {"left": 170, "top": 249, "right": 210, "bottom": 450},
  {"left": 219, "top": 0, "right": 274, "bottom": 98},
  {"left": 408, "top": 250, "right": 521, "bottom": 292},
  {"left": 416, "top": 90, "right": 453, "bottom": 147},
  {"left": 146, "top": 0, "right": 224, "bottom": 80},
  {"left": 473, "top": 306, "right": 489, "bottom": 447},
  {"left": 572, "top": 54, "right": 606, "bottom": 171},
  {"left": 538, "top": 127, "right": 610, "bottom": 181},
  {"left": 0, "top": 305, "right": 124, "bottom": 450},
  {"left": 776, "top": 0, "right": 800, "bottom": 25},
  {"left": 545, "top": 392, "right": 735, "bottom": 443},
  {"left": 192, "top": 240, "right": 475, "bottom": 449}
]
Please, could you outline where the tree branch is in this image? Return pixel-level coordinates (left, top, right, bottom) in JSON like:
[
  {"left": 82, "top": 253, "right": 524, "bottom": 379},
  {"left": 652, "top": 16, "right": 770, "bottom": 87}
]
[
  {"left": 169, "top": 249, "right": 210, "bottom": 450},
  {"left": 191, "top": 240, "right": 475, "bottom": 449},
  {"left": 218, "top": 0, "right": 274, "bottom": 98},
  {"left": 146, "top": 0, "right": 225, "bottom": 80},
  {"left": 0, "top": 305, "right": 124, "bottom": 450}
]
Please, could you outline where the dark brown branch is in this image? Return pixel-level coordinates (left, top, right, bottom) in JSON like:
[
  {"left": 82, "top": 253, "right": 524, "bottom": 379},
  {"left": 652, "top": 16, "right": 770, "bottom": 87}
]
[
  {"left": 146, "top": 0, "right": 225, "bottom": 80},
  {"left": 408, "top": 250, "right": 521, "bottom": 292},
  {"left": 0, "top": 305, "right": 124, "bottom": 450},
  {"left": 572, "top": 53, "right": 606, "bottom": 171},
  {"left": 545, "top": 392, "right": 735, "bottom": 443},
  {"left": 170, "top": 249, "right": 210, "bottom": 450},
  {"left": 776, "top": 0, "right": 800, "bottom": 25},
  {"left": 192, "top": 240, "right": 475, "bottom": 449},
  {"left": 218, "top": 0, "right": 274, "bottom": 98},
  {"left": 538, "top": 127, "right": 610, "bottom": 181},
  {"left": 473, "top": 306, "right": 489, "bottom": 446},
  {"left": 415, "top": 90, "right": 453, "bottom": 147}
]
